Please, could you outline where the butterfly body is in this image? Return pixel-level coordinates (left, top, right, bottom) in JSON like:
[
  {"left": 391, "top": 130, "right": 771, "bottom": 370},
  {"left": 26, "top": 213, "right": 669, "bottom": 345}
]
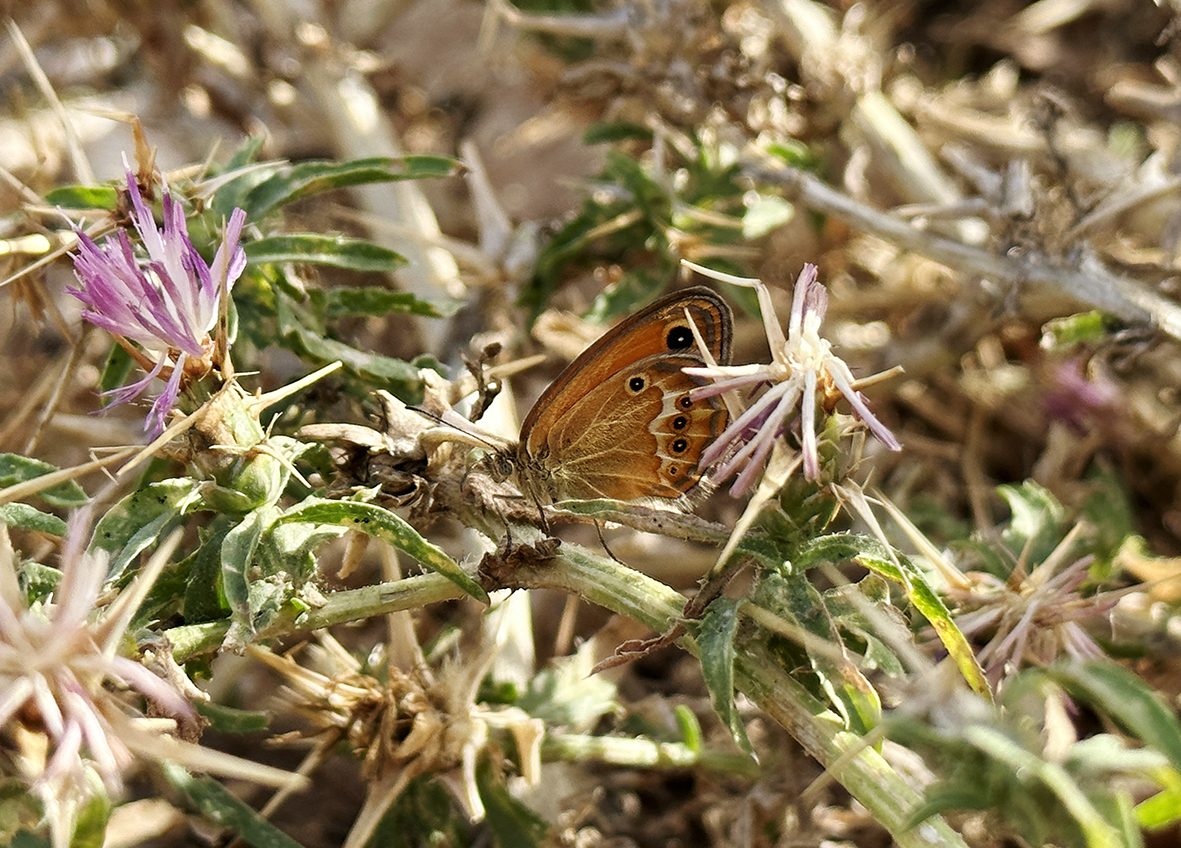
[{"left": 510, "top": 287, "right": 733, "bottom": 504}]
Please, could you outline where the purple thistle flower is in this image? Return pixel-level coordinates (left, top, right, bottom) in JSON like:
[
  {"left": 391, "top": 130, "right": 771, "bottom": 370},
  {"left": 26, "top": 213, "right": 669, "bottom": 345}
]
[
  {"left": 683, "top": 262, "right": 901, "bottom": 496},
  {"left": 69, "top": 170, "right": 247, "bottom": 437},
  {"left": 0, "top": 514, "right": 304, "bottom": 846}
]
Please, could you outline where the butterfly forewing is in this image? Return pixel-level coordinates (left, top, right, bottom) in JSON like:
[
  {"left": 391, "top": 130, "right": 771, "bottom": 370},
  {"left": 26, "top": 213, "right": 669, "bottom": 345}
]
[{"left": 517, "top": 287, "right": 733, "bottom": 502}]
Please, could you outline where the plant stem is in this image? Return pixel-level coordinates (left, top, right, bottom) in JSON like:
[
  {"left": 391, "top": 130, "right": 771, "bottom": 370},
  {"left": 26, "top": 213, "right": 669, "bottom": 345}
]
[
  {"left": 166, "top": 572, "right": 465, "bottom": 662},
  {"left": 543, "top": 733, "right": 759, "bottom": 778},
  {"left": 489, "top": 541, "right": 970, "bottom": 848}
]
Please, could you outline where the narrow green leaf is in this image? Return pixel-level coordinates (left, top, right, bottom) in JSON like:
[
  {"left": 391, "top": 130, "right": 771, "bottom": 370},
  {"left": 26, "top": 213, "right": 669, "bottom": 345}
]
[
  {"left": 674, "top": 704, "right": 703, "bottom": 753},
  {"left": 244, "top": 235, "right": 407, "bottom": 272},
  {"left": 998, "top": 481, "right": 1066, "bottom": 564},
  {"left": 182, "top": 518, "right": 234, "bottom": 623},
  {"left": 1135, "top": 785, "right": 1181, "bottom": 830},
  {"left": 311, "top": 286, "right": 451, "bottom": 319},
  {"left": 697, "top": 597, "right": 753, "bottom": 754},
  {"left": 91, "top": 479, "right": 203, "bottom": 580},
  {"left": 275, "top": 499, "right": 487, "bottom": 603},
  {"left": 794, "top": 532, "right": 991, "bottom": 700},
  {"left": 44, "top": 185, "right": 119, "bottom": 210},
  {"left": 275, "top": 296, "right": 424, "bottom": 398},
  {"left": 582, "top": 122, "right": 652, "bottom": 144},
  {"left": 99, "top": 343, "right": 135, "bottom": 394},
  {"left": 68, "top": 786, "right": 111, "bottom": 848},
  {"left": 221, "top": 510, "right": 269, "bottom": 649},
  {"left": 196, "top": 701, "right": 272, "bottom": 734},
  {"left": 245, "top": 156, "right": 462, "bottom": 219},
  {"left": 962, "top": 725, "right": 1121, "bottom": 848},
  {"left": 0, "top": 503, "right": 66, "bottom": 535},
  {"left": 162, "top": 764, "right": 305, "bottom": 848},
  {"left": 761, "top": 573, "right": 880, "bottom": 734},
  {"left": 477, "top": 760, "right": 549, "bottom": 848},
  {"left": 0, "top": 454, "right": 88, "bottom": 508},
  {"left": 1048, "top": 662, "right": 1181, "bottom": 776}
]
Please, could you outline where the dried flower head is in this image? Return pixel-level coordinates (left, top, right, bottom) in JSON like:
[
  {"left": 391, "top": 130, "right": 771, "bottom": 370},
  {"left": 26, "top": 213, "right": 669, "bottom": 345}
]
[
  {"left": 254, "top": 632, "right": 541, "bottom": 848},
  {"left": 950, "top": 525, "right": 1120, "bottom": 684},
  {"left": 683, "top": 261, "right": 900, "bottom": 495},
  {"left": 69, "top": 169, "right": 247, "bottom": 436}
]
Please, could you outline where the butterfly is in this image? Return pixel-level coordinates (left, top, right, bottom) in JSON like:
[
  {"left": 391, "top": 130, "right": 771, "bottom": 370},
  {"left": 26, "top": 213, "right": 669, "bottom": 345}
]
[{"left": 505, "top": 286, "right": 733, "bottom": 505}]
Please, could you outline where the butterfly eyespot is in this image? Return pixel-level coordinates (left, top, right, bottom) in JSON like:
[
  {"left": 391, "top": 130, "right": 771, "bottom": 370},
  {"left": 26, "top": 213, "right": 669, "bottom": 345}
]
[
  {"left": 627, "top": 375, "right": 646, "bottom": 393},
  {"left": 678, "top": 395, "right": 693, "bottom": 410},
  {"left": 671, "top": 437, "right": 689, "bottom": 454},
  {"left": 668, "top": 465, "right": 679, "bottom": 476},
  {"left": 666, "top": 325, "right": 693, "bottom": 351},
  {"left": 672, "top": 415, "right": 688, "bottom": 430}
]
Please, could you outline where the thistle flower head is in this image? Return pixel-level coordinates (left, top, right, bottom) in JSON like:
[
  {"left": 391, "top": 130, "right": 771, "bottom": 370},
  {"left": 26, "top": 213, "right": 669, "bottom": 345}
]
[
  {"left": 683, "top": 262, "right": 900, "bottom": 496},
  {"left": 0, "top": 515, "right": 196, "bottom": 848},
  {"left": 69, "top": 169, "right": 247, "bottom": 436},
  {"left": 949, "top": 525, "right": 1120, "bottom": 685},
  {"left": 254, "top": 632, "right": 541, "bottom": 848}
]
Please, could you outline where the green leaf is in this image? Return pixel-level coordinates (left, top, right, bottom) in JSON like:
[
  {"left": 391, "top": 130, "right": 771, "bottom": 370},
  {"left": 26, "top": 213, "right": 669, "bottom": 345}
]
[
  {"left": 675, "top": 704, "right": 703, "bottom": 752},
  {"left": 274, "top": 295, "right": 425, "bottom": 399},
  {"left": 221, "top": 509, "right": 270, "bottom": 649},
  {"left": 0, "top": 503, "right": 66, "bottom": 535},
  {"left": 162, "top": 764, "right": 305, "bottom": 848},
  {"left": 44, "top": 184, "right": 119, "bottom": 210},
  {"left": 17, "top": 561, "right": 61, "bottom": 603},
  {"left": 195, "top": 701, "right": 272, "bottom": 734},
  {"left": 795, "top": 532, "right": 991, "bottom": 700},
  {"left": 742, "top": 195, "right": 794, "bottom": 240},
  {"left": 91, "top": 479, "right": 203, "bottom": 580},
  {"left": 69, "top": 786, "right": 111, "bottom": 848},
  {"left": 697, "top": 597, "right": 753, "bottom": 754},
  {"left": 275, "top": 499, "right": 488, "bottom": 603},
  {"left": 254, "top": 518, "right": 344, "bottom": 584},
  {"left": 1041, "top": 311, "right": 1112, "bottom": 350},
  {"left": 310, "top": 286, "right": 451, "bottom": 319},
  {"left": 245, "top": 235, "right": 407, "bottom": 272},
  {"left": 961, "top": 725, "right": 1122, "bottom": 848},
  {"left": 582, "top": 122, "right": 653, "bottom": 144},
  {"left": 1136, "top": 782, "right": 1181, "bottom": 830},
  {"left": 0, "top": 454, "right": 88, "bottom": 508},
  {"left": 998, "top": 481, "right": 1066, "bottom": 565},
  {"left": 370, "top": 777, "right": 469, "bottom": 847},
  {"left": 584, "top": 268, "right": 671, "bottom": 324},
  {"left": 517, "top": 650, "right": 617, "bottom": 729},
  {"left": 183, "top": 517, "right": 235, "bottom": 623},
  {"left": 759, "top": 573, "right": 880, "bottom": 734},
  {"left": 99, "top": 342, "right": 136, "bottom": 394},
  {"left": 1047, "top": 662, "right": 1181, "bottom": 776},
  {"left": 477, "top": 760, "right": 549, "bottom": 848},
  {"left": 245, "top": 156, "right": 462, "bottom": 219}
]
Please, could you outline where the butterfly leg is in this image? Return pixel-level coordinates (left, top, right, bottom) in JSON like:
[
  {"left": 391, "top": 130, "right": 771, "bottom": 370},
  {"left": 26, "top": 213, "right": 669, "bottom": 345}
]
[{"left": 593, "top": 521, "right": 624, "bottom": 564}]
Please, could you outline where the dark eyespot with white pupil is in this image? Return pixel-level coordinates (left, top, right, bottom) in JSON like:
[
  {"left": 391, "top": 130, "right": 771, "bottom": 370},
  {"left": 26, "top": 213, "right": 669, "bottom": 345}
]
[
  {"left": 672, "top": 415, "right": 688, "bottom": 430},
  {"left": 671, "top": 438, "right": 689, "bottom": 454},
  {"left": 666, "top": 325, "right": 693, "bottom": 351},
  {"left": 678, "top": 396, "right": 692, "bottom": 410},
  {"left": 627, "top": 375, "right": 645, "bottom": 393}
]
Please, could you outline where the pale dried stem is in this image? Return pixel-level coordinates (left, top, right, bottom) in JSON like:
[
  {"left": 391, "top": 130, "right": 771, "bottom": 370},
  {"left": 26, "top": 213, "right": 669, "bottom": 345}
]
[{"left": 749, "top": 163, "right": 1181, "bottom": 342}]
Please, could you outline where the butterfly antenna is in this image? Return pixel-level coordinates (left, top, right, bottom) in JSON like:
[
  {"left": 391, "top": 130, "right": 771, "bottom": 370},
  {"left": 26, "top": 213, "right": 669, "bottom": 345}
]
[{"left": 409, "top": 405, "right": 505, "bottom": 452}]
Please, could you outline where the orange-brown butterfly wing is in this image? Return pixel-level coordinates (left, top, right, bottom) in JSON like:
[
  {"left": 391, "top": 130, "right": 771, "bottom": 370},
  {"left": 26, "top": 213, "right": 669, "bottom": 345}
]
[
  {"left": 518, "top": 287, "right": 732, "bottom": 502},
  {"left": 520, "top": 287, "right": 731, "bottom": 443}
]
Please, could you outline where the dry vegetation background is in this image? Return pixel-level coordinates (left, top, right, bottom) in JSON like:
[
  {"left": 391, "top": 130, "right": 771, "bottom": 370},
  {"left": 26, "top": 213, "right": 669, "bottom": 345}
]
[{"left": 6, "top": 0, "right": 1181, "bottom": 846}]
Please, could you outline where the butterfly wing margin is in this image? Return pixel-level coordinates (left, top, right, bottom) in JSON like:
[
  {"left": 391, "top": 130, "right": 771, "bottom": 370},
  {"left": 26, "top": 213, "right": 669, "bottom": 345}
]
[{"left": 519, "top": 287, "right": 732, "bottom": 452}]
